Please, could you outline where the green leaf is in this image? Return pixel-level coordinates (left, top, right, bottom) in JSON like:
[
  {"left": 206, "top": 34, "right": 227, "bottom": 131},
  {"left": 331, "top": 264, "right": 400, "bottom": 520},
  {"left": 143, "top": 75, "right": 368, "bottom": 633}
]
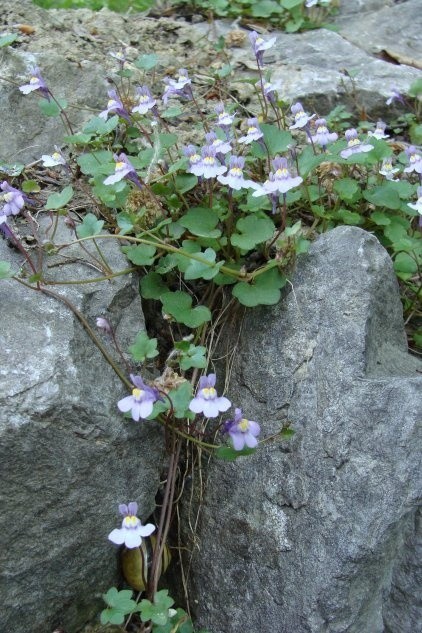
[
  {"left": 174, "top": 173, "right": 198, "bottom": 194},
  {"left": 282, "top": 0, "right": 303, "bottom": 8},
  {"left": 0, "top": 33, "right": 18, "bottom": 48},
  {"left": 140, "top": 271, "right": 169, "bottom": 299},
  {"left": 408, "top": 77, "right": 422, "bottom": 97},
  {"left": 134, "top": 53, "right": 159, "bottom": 70},
  {"left": 184, "top": 248, "right": 223, "bottom": 281},
  {"left": 178, "top": 207, "right": 221, "bottom": 238},
  {"left": 231, "top": 215, "right": 274, "bottom": 250},
  {"left": 77, "top": 150, "right": 114, "bottom": 176},
  {"left": 370, "top": 211, "right": 391, "bottom": 226},
  {"left": 38, "top": 97, "right": 67, "bottom": 117},
  {"left": 76, "top": 212, "right": 104, "bottom": 238},
  {"left": 83, "top": 115, "right": 119, "bottom": 135},
  {"left": 45, "top": 185, "right": 74, "bottom": 210},
  {"left": 233, "top": 267, "right": 285, "bottom": 307},
  {"left": 335, "top": 208, "right": 363, "bottom": 225},
  {"left": 251, "top": 124, "right": 293, "bottom": 158},
  {"left": 363, "top": 184, "right": 402, "bottom": 210},
  {"left": 251, "top": 0, "right": 283, "bottom": 17},
  {"left": 161, "top": 105, "right": 183, "bottom": 119},
  {"left": 161, "top": 291, "right": 211, "bottom": 328},
  {"left": 129, "top": 331, "right": 158, "bottom": 361},
  {"left": 102, "top": 587, "right": 136, "bottom": 612},
  {"left": 0, "top": 163, "right": 24, "bottom": 177},
  {"left": 116, "top": 211, "right": 134, "bottom": 235},
  {"left": 151, "top": 380, "right": 193, "bottom": 419},
  {"left": 178, "top": 344, "right": 207, "bottom": 371},
  {"left": 394, "top": 252, "right": 417, "bottom": 277},
  {"left": 122, "top": 243, "right": 156, "bottom": 266},
  {"left": 216, "top": 446, "right": 256, "bottom": 460},
  {"left": 333, "top": 178, "right": 361, "bottom": 203},
  {"left": 0, "top": 261, "right": 13, "bottom": 279},
  {"left": 384, "top": 217, "right": 410, "bottom": 243},
  {"left": 139, "top": 590, "right": 174, "bottom": 625},
  {"left": 22, "top": 180, "right": 40, "bottom": 193},
  {"left": 63, "top": 133, "right": 93, "bottom": 145}
]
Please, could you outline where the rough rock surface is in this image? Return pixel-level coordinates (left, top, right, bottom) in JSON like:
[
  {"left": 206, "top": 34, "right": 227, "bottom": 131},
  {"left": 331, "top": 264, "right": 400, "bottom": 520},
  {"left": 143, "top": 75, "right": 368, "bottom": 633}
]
[
  {"left": 0, "top": 217, "right": 164, "bottom": 633},
  {"left": 1, "top": 0, "right": 421, "bottom": 164},
  {"left": 183, "top": 227, "right": 421, "bottom": 633}
]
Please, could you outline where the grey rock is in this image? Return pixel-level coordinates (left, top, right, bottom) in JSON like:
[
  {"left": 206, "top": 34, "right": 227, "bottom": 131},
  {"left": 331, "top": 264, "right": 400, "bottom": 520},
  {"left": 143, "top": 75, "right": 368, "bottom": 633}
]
[
  {"left": 182, "top": 227, "right": 421, "bottom": 633},
  {"left": 0, "top": 217, "right": 164, "bottom": 633},
  {"left": 336, "top": 0, "right": 422, "bottom": 69}
]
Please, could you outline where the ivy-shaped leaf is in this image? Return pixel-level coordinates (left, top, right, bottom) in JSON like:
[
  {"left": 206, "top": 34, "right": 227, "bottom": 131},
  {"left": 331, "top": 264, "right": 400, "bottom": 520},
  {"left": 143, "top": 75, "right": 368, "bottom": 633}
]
[
  {"left": 122, "top": 243, "right": 156, "bottom": 266},
  {"left": 77, "top": 150, "right": 114, "bottom": 176},
  {"left": 232, "top": 268, "right": 286, "bottom": 307},
  {"left": 139, "top": 589, "right": 174, "bottom": 625},
  {"left": 0, "top": 34, "right": 18, "bottom": 48},
  {"left": 0, "top": 261, "right": 13, "bottom": 279},
  {"left": 251, "top": 124, "right": 293, "bottom": 158},
  {"left": 161, "top": 291, "right": 211, "bottom": 328},
  {"left": 129, "top": 331, "right": 158, "bottom": 361},
  {"left": 333, "top": 178, "right": 362, "bottom": 203},
  {"left": 140, "top": 272, "right": 169, "bottom": 299},
  {"left": 230, "top": 215, "right": 274, "bottom": 251},
  {"left": 83, "top": 115, "right": 119, "bottom": 135},
  {"left": 216, "top": 446, "right": 256, "bottom": 460},
  {"left": 76, "top": 212, "right": 104, "bottom": 238},
  {"left": 177, "top": 343, "right": 207, "bottom": 371},
  {"left": 45, "top": 185, "right": 74, "bottom": 210},
  {"left": 38, "top": 98, "right": 67, "bottom": 117},
  {"left": 178, "top": 207, "right": 222, "bottom": 238},
  {"left": 184, "top": 248, "right": 224, "bottom": 281}
]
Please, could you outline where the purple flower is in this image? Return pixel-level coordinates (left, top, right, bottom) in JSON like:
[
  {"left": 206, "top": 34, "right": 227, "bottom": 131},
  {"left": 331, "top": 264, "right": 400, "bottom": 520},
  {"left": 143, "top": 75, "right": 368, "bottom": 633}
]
[
  {"left": 215, "top": 103, "right": 235, "bottom": 129},
  {"left": 255, "top": 78, "right": 281, "bottom": 104},
  {"left": 205, "top": 131, "right": 232, "bottom": 155},
  {"left": 249, "top": 31, "right": 277, "bottom": 67},
  {"left": 19, "top": 66, "right": 50, "bottom": 99},
  {"left": 109, "top": 48, "right": 128, "bottom": 69},
  {"left": 224, "top": 408, "right": 260, "bottom": 451},
  {"left": 0, "top": 181, "right": 25, "bottom": 216},
  {"left": 193, "top": 146, "right": 227, "bottom": 180},
  {"left": 289, "top": 102, "right": 315, "bottom": 130},
  {"left": 117, "top": 374, "right": 159, "bottom": 421},
  {"left": 379, "top": 157, "right": 400, "bottom": 181},
  {"left": 41, "top": 147, "right": 66, "bottom": 167},
  {"left": 238, "top": 118, "right": 264, "bottom": 144},
  {"left": 252, "top": 156, "right": 303, "bottom": 197},
  {"left": 108, "top": 502, "right": 155, "bottom": 549},
  {"left": 310, "top": 118, "right": 338, "bottom": 148},
  {"left": 132, "top": 86, "right": 157, "bottom": 115},
  {"left": 96, "top": 317, "right": 112, "bottom": 333},
  {"left": 217, "top": 156, "right": 258, "bottom": 191},
  {"left": 99, "top": 89, "right": 129, "bottom": 121},
  {"left": 340, "top": 129, "right": 373, "bottom": 159},
  {"left": 189, "top": 373, "right": 231, "bottom": 418},
  {"left": 386, "top": 86, "right": 405, "bottom": 107},
  {"left": 408, "top": 186, "right": 422, "bottom": 215},
  {"left": 162, "top": 69, "right": 192, "bottom": 105},
  {"left": 183, "top": 145, "right": 203, "bottom": 176},
  {"left": 403, "top": 146, "right": 422, "bottom": 175},
  {"left": 367, "top": 120, "right": 389, "bottom": 140},
  {"left": 104, "top": 153, "right": 142, "bottom": 188}
]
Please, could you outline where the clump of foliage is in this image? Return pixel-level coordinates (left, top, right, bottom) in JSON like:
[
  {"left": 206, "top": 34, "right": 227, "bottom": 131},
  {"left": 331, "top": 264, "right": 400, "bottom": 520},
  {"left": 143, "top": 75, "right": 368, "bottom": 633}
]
[{"left": 1, "top": 15, "right": 421, "bottom": 633}]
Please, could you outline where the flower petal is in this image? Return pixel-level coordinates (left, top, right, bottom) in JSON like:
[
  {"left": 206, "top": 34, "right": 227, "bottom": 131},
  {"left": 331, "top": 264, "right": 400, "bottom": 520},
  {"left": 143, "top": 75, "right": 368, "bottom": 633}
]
[{"left": 108, "top": 528, "right": 125, "bottom": 545}]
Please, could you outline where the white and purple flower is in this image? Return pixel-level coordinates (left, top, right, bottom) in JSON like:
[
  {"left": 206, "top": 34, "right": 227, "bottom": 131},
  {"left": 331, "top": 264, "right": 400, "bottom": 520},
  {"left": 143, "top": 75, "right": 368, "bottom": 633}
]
[
  {"left": 238, "top": 118, "right": 264, "bottom": 145},
  {"left": 193, "top": 146, "right": 227, "bottom": 180},
  {"left": 104, "top": 153, "right": 142, "bottom": 188},
  {"left": 19, "top": 66, "right": 49, "bottom": 99},
  {"left": 41, "top": 147, "right": 67, "bottom": 167},
  {"left": 252, "top": 156, "right": 303, "bottom": 197},
  {"left": 0, "top": 181, "right": 25, "bottom": 217},
  {"left": 310, "top": 118, "right": 338, "bottom": 149},
  {"left": 204, "top": 131, "right": 232, "bottom": 155},
  {"left": 289, "top": 102, "right": 315, "bottom": 130},
  {"left": 403, "top": 146, "right": 422, "bottom": 175},
  {"left": 408, "top": 186, "right": 422, "bottom": 216},
  {"left": 189, "top": 373, "right": 231, "bottom": 418},
  {"left": 132, "top": 86, "right": 157, "bottom": 115},
  {"left": 367, "top": 120, "right": 389, "bottom": 140},
  {"left": 224, "top": 408, "right": 261, "bottom": 451},
  {"left": 183, "top": 145, "right": 203, "bottom": 176},
  {"left": 99, "top": 89, "right": 129, "bottom": 121},
  {"left": 249, "top": 31, "right": 276, "bottom": 67},
  {"left": 379, "top": 157, "right": 400, "bottom": 181},
  {"left": 215, "top": 103, "right": 236, "bottom": 129},
  {"left": 109, "top": 48, "right": 128, "bottom": 69},
  {"left": 108, "top": 502, "right": 155, "bottom": 549},
  {"left": 255, "top": 78, "right": 282, "bottom": 104},
  {"left": 386, "top": 86, "right": 405, "bottom": 107},
  {"left": 117, "top": 374, "right": 159, "bottom": 421},
  {"left": 340, "top": 129, "right": 373, "bottom": 159},
  {"left": 162, "top": 69, "right": 192, "bottom": 105},
  {"left": 217, "top": 156, "right": 258, "bottom": 191}
]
